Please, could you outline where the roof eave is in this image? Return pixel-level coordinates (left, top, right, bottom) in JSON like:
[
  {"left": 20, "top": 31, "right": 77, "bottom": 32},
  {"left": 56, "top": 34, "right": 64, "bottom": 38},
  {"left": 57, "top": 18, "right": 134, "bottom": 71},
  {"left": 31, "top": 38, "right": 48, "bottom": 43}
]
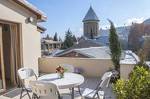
[
  {"left": 13, "top": 0, "right": 47, "bottom": 22},
  {"left": 74, "top": 50, "right": 94, "bottom": 58},
  {"left": 37, "top": 15, "right": 47, "bottom": 22}
]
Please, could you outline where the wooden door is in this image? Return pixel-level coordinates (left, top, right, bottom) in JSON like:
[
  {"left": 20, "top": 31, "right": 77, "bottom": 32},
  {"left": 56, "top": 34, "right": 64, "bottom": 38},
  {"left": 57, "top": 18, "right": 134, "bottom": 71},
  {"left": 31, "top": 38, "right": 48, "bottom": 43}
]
[{"left": 0, "top": 24, "right": 6, "bottom": 92}]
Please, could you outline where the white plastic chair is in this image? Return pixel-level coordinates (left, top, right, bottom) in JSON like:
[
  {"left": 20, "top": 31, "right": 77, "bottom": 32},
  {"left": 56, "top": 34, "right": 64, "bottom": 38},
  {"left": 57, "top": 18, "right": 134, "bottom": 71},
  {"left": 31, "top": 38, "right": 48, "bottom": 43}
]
[
  {"left": 82, "top": 71, "right": 113, "bottom": 99},
  {"left": 18, "top": 67, "right": 38, "bottom": 99},
  {"left": 30, "top": 81, "right": 61, "bottom": 99}
]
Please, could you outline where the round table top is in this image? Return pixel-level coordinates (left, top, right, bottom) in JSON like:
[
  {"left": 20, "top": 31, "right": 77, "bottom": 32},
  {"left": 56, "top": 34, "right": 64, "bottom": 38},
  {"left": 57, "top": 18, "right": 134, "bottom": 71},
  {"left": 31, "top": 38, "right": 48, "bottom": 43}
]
[{"left": 38, "top": 73, "right": 84, "bottom": 89}]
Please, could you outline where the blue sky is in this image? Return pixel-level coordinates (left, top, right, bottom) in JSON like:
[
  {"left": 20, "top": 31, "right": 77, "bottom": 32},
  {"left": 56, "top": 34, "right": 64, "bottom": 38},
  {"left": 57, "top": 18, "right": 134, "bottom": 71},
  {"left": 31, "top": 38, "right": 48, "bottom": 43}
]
[{"left": 28, "top": 0, "right": 150, "bottom": 39}]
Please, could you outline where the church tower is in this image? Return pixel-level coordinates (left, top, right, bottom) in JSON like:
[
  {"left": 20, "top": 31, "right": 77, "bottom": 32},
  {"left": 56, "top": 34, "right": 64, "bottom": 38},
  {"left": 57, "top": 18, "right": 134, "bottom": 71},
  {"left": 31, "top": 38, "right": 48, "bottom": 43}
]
[{"left": 83, "top": 6, "right": 99, "bottom": 39}]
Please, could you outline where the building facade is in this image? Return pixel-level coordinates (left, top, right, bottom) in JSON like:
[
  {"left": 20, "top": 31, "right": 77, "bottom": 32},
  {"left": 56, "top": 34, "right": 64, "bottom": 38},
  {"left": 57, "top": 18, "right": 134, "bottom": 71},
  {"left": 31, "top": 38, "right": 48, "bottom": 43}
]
[
  {"left": 0, "top": 0, "right": 46, "bottom": 92},
  {"left": 41, "top": 39, "right": 63, "bottom": 56}
]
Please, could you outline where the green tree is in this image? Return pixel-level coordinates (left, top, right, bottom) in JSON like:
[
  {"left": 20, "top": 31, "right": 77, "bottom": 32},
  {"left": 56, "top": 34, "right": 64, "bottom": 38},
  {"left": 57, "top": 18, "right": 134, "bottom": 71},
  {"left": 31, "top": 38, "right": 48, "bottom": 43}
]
[
  {"left": 113, "top": 66, "right": 150, "bottom": 99},
  {"left": 137, "top": 38, "right": 150, "bottom": 67},
  {"left": 72, "top": 35, "right": 77, "bottom": 43},
  {"left": 128, "top": 23, "right": 150, "bottom": 52},
  {"left": 53, "top": 32, "right": 58, "bottom": 41},
  {"left": 59, "top": 36, "right": 62, "bottom": 42},
  {"left": 108, "top": 20, "right": 121, "bottom": 71},
  {"left": 63, "top": 29, "right": 74, "bottom": 49},
  {"left": 45, "top": 34, "right": 50, "bottom": 40}
]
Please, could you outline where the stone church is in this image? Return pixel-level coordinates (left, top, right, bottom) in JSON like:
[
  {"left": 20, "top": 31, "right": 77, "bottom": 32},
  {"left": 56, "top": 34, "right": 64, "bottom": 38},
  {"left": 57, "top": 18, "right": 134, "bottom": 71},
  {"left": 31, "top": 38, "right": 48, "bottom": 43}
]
[
  {"left": 81, "top": 6, "right": 106, "bottom": 46},
  {"left": 83, "top": 6, "right": 100, "bottom": 39}
]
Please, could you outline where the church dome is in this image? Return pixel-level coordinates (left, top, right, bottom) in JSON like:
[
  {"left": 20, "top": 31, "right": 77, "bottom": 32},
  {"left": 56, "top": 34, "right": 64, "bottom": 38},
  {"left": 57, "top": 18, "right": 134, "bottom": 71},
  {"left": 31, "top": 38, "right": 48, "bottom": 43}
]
[{"left": 83, "top": 6, "right": 99, "bottom": 22}]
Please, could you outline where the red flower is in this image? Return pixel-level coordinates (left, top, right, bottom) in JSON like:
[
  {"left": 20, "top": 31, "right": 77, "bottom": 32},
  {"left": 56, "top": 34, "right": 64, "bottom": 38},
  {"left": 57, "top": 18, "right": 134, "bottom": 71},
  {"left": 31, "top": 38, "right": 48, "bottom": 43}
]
[{"left": 56, "top": 66, "right": 64, "bottom": 74}]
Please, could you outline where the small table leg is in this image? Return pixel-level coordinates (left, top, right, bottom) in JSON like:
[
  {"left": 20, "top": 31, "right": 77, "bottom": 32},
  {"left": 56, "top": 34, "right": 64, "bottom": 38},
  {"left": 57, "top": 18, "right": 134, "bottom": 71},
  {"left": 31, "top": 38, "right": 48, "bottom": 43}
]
[{"left": 71, "top": 87, "right": 74, "bottom": 99}]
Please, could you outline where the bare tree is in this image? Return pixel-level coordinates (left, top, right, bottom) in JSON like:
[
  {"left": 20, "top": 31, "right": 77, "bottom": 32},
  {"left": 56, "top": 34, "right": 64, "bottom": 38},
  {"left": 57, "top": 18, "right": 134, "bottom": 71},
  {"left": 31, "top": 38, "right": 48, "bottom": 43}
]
[{"left": 128, "top": 23, "right": 144, "bottom": 52}]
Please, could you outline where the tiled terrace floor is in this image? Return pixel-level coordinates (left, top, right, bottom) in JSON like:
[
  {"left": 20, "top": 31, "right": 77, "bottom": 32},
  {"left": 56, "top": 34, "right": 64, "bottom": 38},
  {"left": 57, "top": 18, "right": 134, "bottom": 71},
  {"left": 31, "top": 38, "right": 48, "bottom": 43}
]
[{"left": 0, "top": 77, "right": 116, "bottom": 99}]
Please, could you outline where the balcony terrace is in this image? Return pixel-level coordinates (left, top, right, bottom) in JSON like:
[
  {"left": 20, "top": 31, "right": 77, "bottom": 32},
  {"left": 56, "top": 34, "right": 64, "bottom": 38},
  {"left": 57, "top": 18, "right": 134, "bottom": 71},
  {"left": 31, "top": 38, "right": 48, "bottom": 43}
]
[
  {"left": 0, "top": 77, "right": 115, "bottom": 99},
  {"left": 0, "top": 50, "right": 138, "bottom": 99}
]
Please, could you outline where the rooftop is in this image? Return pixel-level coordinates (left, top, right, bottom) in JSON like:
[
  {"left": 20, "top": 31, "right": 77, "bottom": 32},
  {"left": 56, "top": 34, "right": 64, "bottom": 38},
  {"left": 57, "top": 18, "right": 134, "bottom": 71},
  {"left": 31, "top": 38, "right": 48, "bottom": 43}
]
[
  {"left": 13, "top": 0, "right": 47, "bottom": 21},
  {"left": 42, "top": 39, "right": 63, "bottom": 44},
  {"left": 83, "top": 6, "right": 99, "bottom": 22},
  {"left": 120, "top": 50, "right": 140, "bottom": 64},
  {"left": 55, "top": 39, "right": 101, "bottom": 57},
  {"left": 72, "top": 47, "right": 111, "bottom": 59}
]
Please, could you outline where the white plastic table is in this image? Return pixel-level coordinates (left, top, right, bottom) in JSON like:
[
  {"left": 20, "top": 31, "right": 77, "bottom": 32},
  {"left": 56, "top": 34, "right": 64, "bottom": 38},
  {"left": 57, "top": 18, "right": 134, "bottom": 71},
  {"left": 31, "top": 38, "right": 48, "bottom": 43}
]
[{"left": 38, "top": 73, "right": 84, "bottom": 99}]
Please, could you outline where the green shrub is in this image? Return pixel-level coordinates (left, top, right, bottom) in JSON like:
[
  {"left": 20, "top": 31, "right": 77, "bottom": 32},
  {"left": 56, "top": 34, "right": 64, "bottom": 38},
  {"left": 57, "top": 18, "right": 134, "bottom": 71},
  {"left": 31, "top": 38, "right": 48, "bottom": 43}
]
[
  {"left": 113, "top": 79, "right": 127, "bottom": 99},
  {"left": 113, "top": 66, "right": 150, "bottom": 99}
]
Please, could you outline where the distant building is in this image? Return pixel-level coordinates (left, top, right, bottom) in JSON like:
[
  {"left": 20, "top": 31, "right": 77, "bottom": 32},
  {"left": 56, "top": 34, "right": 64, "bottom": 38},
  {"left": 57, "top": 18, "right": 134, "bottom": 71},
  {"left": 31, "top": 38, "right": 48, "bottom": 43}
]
[
  {"left": 41, "top": 39, "right": 63, "bottom": 52},
  {"left": 41, "top": 39, "right": 63, "bottom": 56},
  {"left": 99, "top": 26, "right": 130, "bottom": 49},
  {"left": 55, "top": 39, "right": 101, "bottom": 57},
  {"left": 55, "top": 45, "right": 139, "bottom": 64},
  {"left": 55, "top": 46, "right": 110, "bottom": 58}
]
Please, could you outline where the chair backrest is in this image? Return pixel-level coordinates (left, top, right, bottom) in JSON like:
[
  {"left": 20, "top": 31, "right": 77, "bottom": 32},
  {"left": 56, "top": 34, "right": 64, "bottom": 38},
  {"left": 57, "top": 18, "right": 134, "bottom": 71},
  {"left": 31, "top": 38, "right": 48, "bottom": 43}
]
[
  {"left": 100, "top": 71, "right": 112, "bottom": 88},
  {"left": 18, "top": 67, "right": 37, "bottom": 80},
  {"left": 61, "top": 64, "right": 75, "bottom": 73},
  {"left": 93, "top": 71, "right": 113, "bottom": 98},
  {"left": 30, "top": 81, "right": 60, "bottom": 99}
]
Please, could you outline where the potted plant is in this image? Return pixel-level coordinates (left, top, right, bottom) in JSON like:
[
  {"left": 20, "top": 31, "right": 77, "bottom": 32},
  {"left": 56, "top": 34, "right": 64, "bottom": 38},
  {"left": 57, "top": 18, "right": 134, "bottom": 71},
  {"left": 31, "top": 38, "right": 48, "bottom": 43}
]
[{"left": 56, "top": 66, "right": 65, "bottom": 78}]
